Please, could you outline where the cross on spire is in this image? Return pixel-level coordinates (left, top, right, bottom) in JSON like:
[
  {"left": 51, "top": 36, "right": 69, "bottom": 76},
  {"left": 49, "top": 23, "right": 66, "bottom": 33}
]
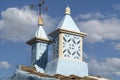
[
  {"left": 38, "top": 0, "right": 45, "bottom": 16},
  {"left": 38, "top": 0, "right": 45, "bottom": 26}
]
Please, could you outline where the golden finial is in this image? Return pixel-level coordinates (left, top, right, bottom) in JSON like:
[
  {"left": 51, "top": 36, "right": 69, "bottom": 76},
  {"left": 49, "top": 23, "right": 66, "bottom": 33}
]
[
  {"left": 38, "top": 16, "right": 43, "bottom": 26},
  {"left": 65, "top": 6, "right": 71, "bottom": 15}
]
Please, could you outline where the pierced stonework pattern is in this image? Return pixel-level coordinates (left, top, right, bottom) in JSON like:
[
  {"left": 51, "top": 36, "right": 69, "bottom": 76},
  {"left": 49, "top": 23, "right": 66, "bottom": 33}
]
[
  {"left": 63, "top": 34, "right": 81, "bottom": 60},
  {"left": 37, "top": 43, "right": 47, "bottom": 60},
  {"left": 31, "top": 43, "right": 47, "bottom": 65},
  {"left": 52, "top": 37, "right": 59, "bottom": 58}
]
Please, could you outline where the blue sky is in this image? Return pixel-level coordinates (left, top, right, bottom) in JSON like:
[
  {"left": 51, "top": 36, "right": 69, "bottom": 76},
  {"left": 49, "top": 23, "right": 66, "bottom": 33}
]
[{"left": 0, "top": 0, "right": 120, "bottom": 80}]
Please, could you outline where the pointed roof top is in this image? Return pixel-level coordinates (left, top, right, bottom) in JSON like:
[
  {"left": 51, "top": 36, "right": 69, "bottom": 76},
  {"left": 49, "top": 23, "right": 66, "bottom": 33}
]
[
  {"left": 56, "top": 6, "right": 80, "bottom": 33},
  {"left": 35, "top": 25, "right": 49, "bottom": 40},
  {"left": 36, "top": 16, "right": 48, "bottom": 40},
  {"left": 26, "top": 24, "right": 49, "bottom": 45}
]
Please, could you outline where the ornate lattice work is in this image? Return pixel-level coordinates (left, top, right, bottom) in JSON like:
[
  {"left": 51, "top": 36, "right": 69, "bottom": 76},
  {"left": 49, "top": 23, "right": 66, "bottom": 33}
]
[
  {"left": 31, "top": 43, "right": 47, "bottom": 65},
  {"left": 52, "top": 37, "right": 59, "bottom": 58},
  {"left": 37, "top": 43, "right": 47, "bottom": 60},
  {"left": 63, "top": 34, "right": 81, "bottom": 60}
]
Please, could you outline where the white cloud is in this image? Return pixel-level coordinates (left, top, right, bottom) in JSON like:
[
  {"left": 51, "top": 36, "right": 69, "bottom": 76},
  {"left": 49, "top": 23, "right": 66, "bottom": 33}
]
[
  {"left": 82, "top": 51, "right": 90, "bottom": 61},
  {"left": 88, "top": 58, "right": 120, "bottom": 77},
  {"left": 114, "top": 43, "right": 120, "bottom": 50},
  {"left": 0, "top": 7, "right": 37, "bottom": 42},
  {"left": 113, "top": 3, "right": 120, "bottom": 11},
  {"left": 0, "top": 61, "right": 10, "bottom": 69},
  {"left": 78, "top": 12, "right": 104, "bottom": 20},
  {"left": 77, "top": 13, "right": 120, "bottom": 43},
  {"left": 83, "top": 52, "right": 89, "bottom": 60},
  {"left": 0, "top": 7, "right": 57, "bottom": 42},
  {"left": 82, "top": 51, "right": 120, "bottom": 78}
]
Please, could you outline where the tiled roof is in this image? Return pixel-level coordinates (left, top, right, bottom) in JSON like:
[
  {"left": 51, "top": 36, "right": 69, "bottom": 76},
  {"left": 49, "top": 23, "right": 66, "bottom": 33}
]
[{"left": 19, "top": 65, "right": 109, "bottom": 80}]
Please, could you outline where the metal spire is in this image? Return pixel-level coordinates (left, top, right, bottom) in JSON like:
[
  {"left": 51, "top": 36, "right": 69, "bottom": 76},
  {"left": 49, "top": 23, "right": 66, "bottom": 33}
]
[
  {"left": 38, "top": 0, "right": 45, "bottom": 26},
  {"left": 38, "top": 0, "right": 45, "bottom": 16}
]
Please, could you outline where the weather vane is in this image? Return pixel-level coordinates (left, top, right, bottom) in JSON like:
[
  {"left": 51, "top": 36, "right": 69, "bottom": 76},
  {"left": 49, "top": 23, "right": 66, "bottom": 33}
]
[
  {"left": 29, "top": 0, "right": 48, "bottom": 26},
  {"left": 38, "top": 0, "right": 45, "bottom": 16},
  {"left": 29, "top": 0, "right": 48, "bottom": 17}
]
